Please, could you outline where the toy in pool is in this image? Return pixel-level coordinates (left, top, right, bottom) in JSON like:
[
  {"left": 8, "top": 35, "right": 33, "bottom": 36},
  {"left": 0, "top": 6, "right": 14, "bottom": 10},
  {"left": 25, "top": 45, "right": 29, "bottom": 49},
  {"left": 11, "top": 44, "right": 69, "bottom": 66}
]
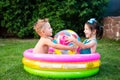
[
  {"left": 48, "top": 29, "right": 81, "bottom": 54},
  {"left": 22, "top": 29, "right": 101, "bottom": 78}
]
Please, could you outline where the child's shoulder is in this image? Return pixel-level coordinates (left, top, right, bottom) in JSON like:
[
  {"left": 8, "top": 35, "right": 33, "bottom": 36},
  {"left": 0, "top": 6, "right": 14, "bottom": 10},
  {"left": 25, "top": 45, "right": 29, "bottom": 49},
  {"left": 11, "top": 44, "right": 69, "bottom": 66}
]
[
  {"left": 83, "top": 38, "right": 97, "bottom": 44},
  {"left": 90, "top": 38, "right": 97, "bottom": 44}
]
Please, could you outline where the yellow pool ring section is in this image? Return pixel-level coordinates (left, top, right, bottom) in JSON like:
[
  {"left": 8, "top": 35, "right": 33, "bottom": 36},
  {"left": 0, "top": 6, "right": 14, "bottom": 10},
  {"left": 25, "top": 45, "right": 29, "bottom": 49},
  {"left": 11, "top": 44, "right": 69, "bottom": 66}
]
[{"left": 22, "top": 58, "right": 101, "bottom": 71}]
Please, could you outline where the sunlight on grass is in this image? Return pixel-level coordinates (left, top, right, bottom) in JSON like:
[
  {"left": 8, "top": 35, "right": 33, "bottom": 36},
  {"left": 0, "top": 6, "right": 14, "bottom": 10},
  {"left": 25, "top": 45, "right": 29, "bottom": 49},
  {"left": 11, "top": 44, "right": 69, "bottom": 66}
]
[{"left": 0, "top": 38, "right": 120, "bottom": 80}]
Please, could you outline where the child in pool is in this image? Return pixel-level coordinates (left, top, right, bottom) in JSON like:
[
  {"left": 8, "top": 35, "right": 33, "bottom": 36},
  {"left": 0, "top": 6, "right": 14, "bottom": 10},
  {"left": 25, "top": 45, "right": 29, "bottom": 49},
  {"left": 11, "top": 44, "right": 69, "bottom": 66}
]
[
  {"left": 33, "top": 18, "right": 75, "bottom": 54},
  {"left": 66, "top": 18, "right": 103, "bottom": 54}
]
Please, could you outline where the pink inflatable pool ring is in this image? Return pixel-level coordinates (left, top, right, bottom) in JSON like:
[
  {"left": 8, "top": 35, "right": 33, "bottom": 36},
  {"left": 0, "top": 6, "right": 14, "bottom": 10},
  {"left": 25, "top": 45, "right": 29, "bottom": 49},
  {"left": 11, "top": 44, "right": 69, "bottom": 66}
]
[
  {"left": 23, "top": 48, "right": 100, "bottom": 62},
  {"left": 22, "top": 48, "right": 101, "bottom": 78}
]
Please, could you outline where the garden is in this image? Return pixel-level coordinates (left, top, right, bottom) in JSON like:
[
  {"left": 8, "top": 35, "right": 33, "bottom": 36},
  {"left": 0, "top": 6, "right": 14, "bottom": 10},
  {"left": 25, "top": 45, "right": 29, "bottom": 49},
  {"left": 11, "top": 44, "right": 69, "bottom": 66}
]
[
  {"left": 0, "top": 38, "right": 120, "bottom": 80},
  {"left": 0, "top": 0, "right": 120, "bottom": 80}
]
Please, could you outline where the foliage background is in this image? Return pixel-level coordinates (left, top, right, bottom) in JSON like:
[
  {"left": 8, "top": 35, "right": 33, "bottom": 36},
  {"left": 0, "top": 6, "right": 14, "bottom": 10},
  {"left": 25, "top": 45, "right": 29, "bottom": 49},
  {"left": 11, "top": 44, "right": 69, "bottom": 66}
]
[{"left": 0, "top": 0, "right": 109, "bottom": 38}]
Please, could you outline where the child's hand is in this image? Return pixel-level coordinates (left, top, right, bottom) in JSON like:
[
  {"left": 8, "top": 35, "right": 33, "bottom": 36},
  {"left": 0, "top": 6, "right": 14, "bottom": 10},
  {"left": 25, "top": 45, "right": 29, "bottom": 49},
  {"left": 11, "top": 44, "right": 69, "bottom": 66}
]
[
  {"left": 65, "top": 36, "right": 76, "bottom": 43},
  {"left": 70, "top": 46, "right": 77, "bottom": 51}
]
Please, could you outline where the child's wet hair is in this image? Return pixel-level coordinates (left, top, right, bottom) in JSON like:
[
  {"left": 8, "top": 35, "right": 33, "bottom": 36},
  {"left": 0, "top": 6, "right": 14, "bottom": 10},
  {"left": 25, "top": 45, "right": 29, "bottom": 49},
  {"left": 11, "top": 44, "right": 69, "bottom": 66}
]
[
  {"left": 86, "top": 18, "right": 103, "bottom": 39},
  {"left": 34, "top": 18, "right": 48, "bottom": 33}
]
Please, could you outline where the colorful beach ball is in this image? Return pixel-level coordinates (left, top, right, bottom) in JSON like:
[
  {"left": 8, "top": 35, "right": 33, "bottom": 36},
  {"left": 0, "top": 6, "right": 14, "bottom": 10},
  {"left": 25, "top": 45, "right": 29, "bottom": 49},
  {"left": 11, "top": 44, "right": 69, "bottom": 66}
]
[{"left": 49, "top": 29, "right": 81, "bottom": 54}]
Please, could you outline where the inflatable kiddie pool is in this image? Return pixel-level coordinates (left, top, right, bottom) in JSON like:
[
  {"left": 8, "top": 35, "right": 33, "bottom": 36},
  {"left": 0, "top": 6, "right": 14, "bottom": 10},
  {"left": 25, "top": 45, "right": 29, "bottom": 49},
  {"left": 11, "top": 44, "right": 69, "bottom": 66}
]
[{"left": 22, "top": 30, "right": 101, "bottom": 78}]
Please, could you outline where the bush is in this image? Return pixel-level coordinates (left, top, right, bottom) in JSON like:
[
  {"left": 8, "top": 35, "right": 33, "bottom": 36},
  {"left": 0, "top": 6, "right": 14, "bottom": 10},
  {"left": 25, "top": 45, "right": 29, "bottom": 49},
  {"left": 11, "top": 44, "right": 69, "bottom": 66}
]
[{"left": 0, "top": 0, "right": 109, "bottom": 38}]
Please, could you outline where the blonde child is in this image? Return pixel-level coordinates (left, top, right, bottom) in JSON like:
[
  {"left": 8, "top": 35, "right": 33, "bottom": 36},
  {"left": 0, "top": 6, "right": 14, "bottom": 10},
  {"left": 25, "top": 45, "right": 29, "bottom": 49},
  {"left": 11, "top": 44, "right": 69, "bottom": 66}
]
[
  {"left": 33, "top": 18, "right": 75, "bottom": 54},
  {"left": 66, "top": 18, "right": 103, "bottom": 54}
]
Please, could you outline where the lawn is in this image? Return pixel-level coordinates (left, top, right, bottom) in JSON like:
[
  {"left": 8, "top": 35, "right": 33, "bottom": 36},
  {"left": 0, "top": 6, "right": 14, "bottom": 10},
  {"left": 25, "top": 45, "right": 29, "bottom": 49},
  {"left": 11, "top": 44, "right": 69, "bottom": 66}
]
[{"left": 0, "top": 38, "right": 120, "bottom": 80}]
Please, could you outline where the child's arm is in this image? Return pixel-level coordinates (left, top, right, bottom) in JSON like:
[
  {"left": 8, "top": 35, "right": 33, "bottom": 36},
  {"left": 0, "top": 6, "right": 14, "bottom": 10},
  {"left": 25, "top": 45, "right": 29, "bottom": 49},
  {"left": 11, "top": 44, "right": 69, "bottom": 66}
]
[
  {"left": 72, "top": 39, "right": 96, "bottom": 49},
  {"left": 45, "top": 38, "right": 75, "bottom": 51},
  {"left": 66, "top": 36, "right": 96, "bottom": 49}
]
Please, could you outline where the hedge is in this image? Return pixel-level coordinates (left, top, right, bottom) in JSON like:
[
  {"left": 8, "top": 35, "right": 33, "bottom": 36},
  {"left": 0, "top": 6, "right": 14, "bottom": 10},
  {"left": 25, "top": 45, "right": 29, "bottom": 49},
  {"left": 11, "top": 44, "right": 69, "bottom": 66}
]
[{"left": 0, "top": 0, "right": 109, "bottom": 38}]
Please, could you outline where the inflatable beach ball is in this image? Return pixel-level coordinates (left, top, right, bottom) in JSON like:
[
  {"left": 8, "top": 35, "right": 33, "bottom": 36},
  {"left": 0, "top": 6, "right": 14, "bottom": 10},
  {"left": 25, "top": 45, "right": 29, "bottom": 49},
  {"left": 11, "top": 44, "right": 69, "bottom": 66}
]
[{"left": 49, "top": 29, "right": 81, "bottom": 54}]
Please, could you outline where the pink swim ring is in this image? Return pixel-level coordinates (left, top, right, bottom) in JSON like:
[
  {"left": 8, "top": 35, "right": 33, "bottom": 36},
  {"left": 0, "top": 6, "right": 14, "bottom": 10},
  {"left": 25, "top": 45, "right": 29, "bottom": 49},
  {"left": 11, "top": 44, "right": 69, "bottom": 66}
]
[{"left": 23, "top": 48, "right": 100, "bottom": 62}]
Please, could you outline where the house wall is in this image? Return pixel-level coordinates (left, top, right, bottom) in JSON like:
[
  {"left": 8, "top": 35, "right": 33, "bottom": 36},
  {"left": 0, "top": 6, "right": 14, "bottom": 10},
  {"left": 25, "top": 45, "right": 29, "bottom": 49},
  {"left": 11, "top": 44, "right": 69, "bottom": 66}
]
[{"left": 103, "top": 16, "right": 120, "bottom": 40}]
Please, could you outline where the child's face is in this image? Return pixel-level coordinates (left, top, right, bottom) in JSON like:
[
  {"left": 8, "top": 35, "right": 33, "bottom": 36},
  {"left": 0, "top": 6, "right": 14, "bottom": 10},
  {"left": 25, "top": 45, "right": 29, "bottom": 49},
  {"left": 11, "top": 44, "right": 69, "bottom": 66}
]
[
  {"left": 84, "top": 24, "right": 92, "bottom": 38},
  {"left": 43, "top": 22, "right": 53, "bottom": 37}
]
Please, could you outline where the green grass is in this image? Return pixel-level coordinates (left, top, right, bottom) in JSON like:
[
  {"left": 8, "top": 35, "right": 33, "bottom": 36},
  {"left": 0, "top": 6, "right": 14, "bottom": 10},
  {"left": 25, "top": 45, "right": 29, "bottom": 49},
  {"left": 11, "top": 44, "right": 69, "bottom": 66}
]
[{"left": 0, "top": 38, "right": 120, "bottom": 80}]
